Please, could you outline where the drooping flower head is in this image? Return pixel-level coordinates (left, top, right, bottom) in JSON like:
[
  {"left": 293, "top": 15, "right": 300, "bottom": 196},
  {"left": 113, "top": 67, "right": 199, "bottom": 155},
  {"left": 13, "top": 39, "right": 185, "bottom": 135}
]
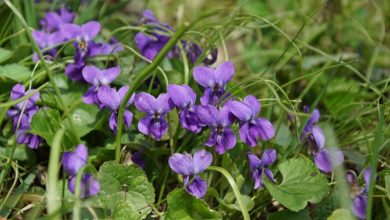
[
  {"left": 247, "top": 150, "right": 277, "bottom": 189},
  {"left": 193, "top": 61, "right": 234, "bottom": 105},
  {"left": 182, "top": 41, "right": 218, "bottom": 65},
  {"left": 40, "top": 7, "right": 75, "bottom": 32},
  {"left": 197, "top": 105, "right": 236, "bottom": 154},
  {"left": 61, "top": 21, "right": 101, "bottom": 56},
  {"left": 61, "top": 144, "right": 88, "bottom": 176},
  {"left": 169, "top": 150, "right": 212, "bottom": 198},
  {"left": 134, "top": 92, "right": 174, "bottom": 140},
  {"left": 228, "top": 95, "right": 275, "bottom": 146},
  {"left": 167, "top": 84, "right": 203, "bottom": 133},
  {"left": 97, "top": 86, "right": 134, "bottom": 133},
  {"left": 134, "top": 10, "right": 175, "bottom": 60},
  {"left": 347, "top": 167, "right": 372, "bottom": 219},
  {"left": 301, "top": 107, "right": 344, "bottom": 173},
  {"left": 61, "top": 144, "right": 100, "bottom": 198},
  {"left": 7, "top": 84, "right": 42, "bottom": 149},
  {"left": 82, "top": 66, "right": 120, "bottom": 107},
  {"left": 32, "top": 30, "right": 64, "bottom": 61},
  {"left": 68, "top": 173, "right": 100, "bottom": 199}
]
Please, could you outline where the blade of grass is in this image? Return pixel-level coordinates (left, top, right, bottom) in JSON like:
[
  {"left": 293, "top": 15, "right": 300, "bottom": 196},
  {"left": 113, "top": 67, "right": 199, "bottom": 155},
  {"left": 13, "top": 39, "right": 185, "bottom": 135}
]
[
  {"left": 366, "top": 102, "right": 384, "bottom": 220},
  {"left": 46, "top": 128, "right": 65, "bottom": 220}
]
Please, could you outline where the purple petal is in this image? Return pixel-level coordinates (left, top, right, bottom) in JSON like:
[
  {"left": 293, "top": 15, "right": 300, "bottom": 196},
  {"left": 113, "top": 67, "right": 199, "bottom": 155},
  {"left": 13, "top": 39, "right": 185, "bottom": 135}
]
[
  {"left": 131, "top": 151, "right": 145, "bottom": 168},
  {"left": 352, "top": 195, "right": 367, "bottom": 219},
  {"left": 61, "top": 23, "right": 81, "bottom": 40},
  {"left": 346, "top": 171, "right": 357, "bottom": 185},
  {"left": 149, "top": 118, "right": 168, "bottom": 140},
  {"left": 118, "top": 86, "right": 133, "bottom": 106},
  {"left": 69, "top": 174, "right": 100, "bottom": 198},
  {"left": 82, "top": 86, "right": 97, "bottom": 105},
  {"left": 155, "top": 93, "right": 174, "bottom": 114},
  {"left": 261, "top": 149, "right": 277, "bottom": 166},
  {"left": 32, "top": 30, "right": 47, "bottom": 48},
  {"left": 134, "top": 32, "right": 152, "bottom": 51},
  {"left": 81, "top": 21, "right": 101, "bottom": 41},
  {"left": 179, "top": 109, "right": 202, "bottom": 133},
  {"left": 61, "top": 144, "right": 88, "bottom": 176},
  {"left": 363, "top": 167, "right": 371, "bottom": 187},
  {"left": 11, "top": 84, "right": 25, "bottom": 100},
  {"left": 142, "top": 10, "right": 157, "bottom": 22},
  {"left": 97, "top": 86, "right": 120, "bottom": 110},
  {"left": 227, "top": 100, "right": 252, "bottom": 122},
  {"left": 109, "top": 111, "right": 117, "bottom": 132},
  {"left": 193, "top": 150, "right": 212, "bottom": 174},
  {"left": 215, "top": 128, "right": 236, "bottom": 154},
  {"left": 252, "top": 169, "right": 263, "bottom": 189},
  {"left": 197, "top": 105, "right": 218, "bottom": 126},
  {"left": 239, "top": 123, "right": 258, "bottom": 147},
  {"left": 193, "top": 66, "right": 215, "bottom": 88},
  {"left": 100, "top": 66, "right": 120, "bottom": 85},
  {"left": 134, "top": 93, "right": 156, "bottom": 114},
  {"left": 247, "top": 154, "right": 262, "bottom": 170},
  {"left": 168, "top": 152, "right": 193, "bottom": 176},
  {"left": 253, "top": 118, "right": 275, "bottom": 140},
  {"left": 186, "top": 175, "right": 207, "bottom": 198},
  {"left": 243, "top": 95, "right": 261, "bottom": 116},
  {"left": 199, "top": 88, "right": 215, "bottom": 105},
  {"left": 312, "top": 126, "right": 325, "bottom": 149},
  {"left": 123, "top": 110, "right": 133, "bottom": 129},
  {"left": 82, "top": 66, "right": 100, "bottom": 85},
  {"left": 217, "top": 105, "right": 234, "bottom": 126},
  {"left": 214, "top": 61, "right": 234, "bottom": 87},
  {"left": 303, "top": 109, "right": 320, "bottom": 134},
  {"left": 263, "top": 168, "right": 276, "bottom": 182},
  {"left": 167, "top": 84, "right": 196, "bottom": 108},
  {"left": 138, "top": 116, "right": 152, "bottom": 136},
  {"left": 65, "top": 62, "right": 85, "bottom": 82},
  {"left": 313, "top": 150, "right": 332, "bottom": 173}
]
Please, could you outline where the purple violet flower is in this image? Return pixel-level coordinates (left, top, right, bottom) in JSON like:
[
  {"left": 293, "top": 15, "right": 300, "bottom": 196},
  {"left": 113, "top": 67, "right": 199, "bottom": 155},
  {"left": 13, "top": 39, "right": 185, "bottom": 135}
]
[
  {"left": 193, "top": 61, "right": 234, "bottom": 105},
  {"left": 182, "top": 41, "right": 218, "bottom": 65},
  {"left": 89, "top": 38, "right": 124, "bottom": 57},
  {"left": 68, "top": 173, "right": 100, "bottom": 198},
  {"left": 97, "top": 86, "right": 134, "bottom": 133},
  {"left": 131, "top": 150, "right": 145, "bottom": 168},
  {"left": 247, "top": 149, "right": 277, "bottom": 189},
  {"left": 347, "top": 168, "right": 372, "bottom": 219},
  {"left": 32, "top": 30, "right": 64, "bottom": 62},
  {"left": 7, "top": 84, "right": 42, "bottom": 149},
  {"left": 168, "top": 149, "right": 212, "bottom": 198},
  {"left": 227, "top": 95, "right": 275, "bottom": 146},
  {"left": 82, "top": 66, "right": 120, "bottom": 107},
  {"left": 134, "top": 92, "right": 174, "bottom": 140},
  {"left": 65, "top": 51, "right": 86, "bottom": 81},
  {"left": 135, "top": 10, "right": 175, "bottom": 60},
  {"left": 40, "top": 7, "right": 75, "bottom": 32},
  {"left": 61, "top": 144, "right": 88, "bottom": 176},
  {"left": 301, "top": 107, "right": 344, "bottom": 173},
  {"left": 61, "top": 21, "right": 101, "bottom": 56},
  {"left": 167, "top": 84, "right": 203, "bottom": 133},
  {"left": 197, "top": 104, "right": 236, "bottom": 154}
]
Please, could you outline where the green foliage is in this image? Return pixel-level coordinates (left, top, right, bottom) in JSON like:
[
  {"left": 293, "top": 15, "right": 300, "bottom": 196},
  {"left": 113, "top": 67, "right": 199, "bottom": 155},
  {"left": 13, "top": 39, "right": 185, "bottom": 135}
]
[
  {"left": 0, "top": 63, "right": 30, "bottom": 82},
  {"left": 264, "top": 157, "right": 328, "bottom": 212},
  {"left": 98, "top": 161, "right": 155, "bottom": 219},
  {"left": 164, "top": 189, "right": 222, "bottom": 220}
]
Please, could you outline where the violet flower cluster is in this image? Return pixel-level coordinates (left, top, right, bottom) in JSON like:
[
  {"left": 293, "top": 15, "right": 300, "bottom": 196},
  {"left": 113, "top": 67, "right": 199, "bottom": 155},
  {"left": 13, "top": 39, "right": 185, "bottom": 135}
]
[
  {"left": 7, "top": 84, "right": 42, "bottom": 149},
  {"left": 61, "top": 144, "right": 100, "bottom": 198},
  {"left": 301, "top": 107, "right": 344, "bottom": 173},
  {"left": 347, "top": 168, "right": 372, "bottom": 219},
  {"left": 135, "top": 10, "right": 217, "bottom": 64}
]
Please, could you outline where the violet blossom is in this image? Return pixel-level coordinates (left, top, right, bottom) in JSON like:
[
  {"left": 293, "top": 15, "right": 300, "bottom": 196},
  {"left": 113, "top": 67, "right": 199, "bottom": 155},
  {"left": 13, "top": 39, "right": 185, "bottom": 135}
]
[
  {"left": 347, "top": 168, "right": 372, "bottom": 219},
  {"left": 32, "top": 30, "right": 64, "bottom": 62},
  {"left": 40, "top": 7, "right": 75, "bottom": 32},
  {"left": 134, "top": 10, "right": 175, "bottom": 60},
  {"left": 168, "top": 149, "right": 212, "bottom": 198},
  {"left": 182, "top": 41, "right": 218, "bottom": 65},
  {"left": 61, "top": 144, "right": 100, "bottom": 198},
  {"left": 167, "top": 84, "right": 203, "bottom": 133},
  {"left": 193, "top": 61, "right": 234, "bottom": 105},
  {"left": 227, "top": 95, "right": 275, "bottom": 146},
  {"left": 7, "top": 84, "right": 42, "bottom": 149},
  {"left": 82, "top": 65, "right": 120, "bottom": 107},
  {"left": 134, "top": 92, "right": 174, "bottom": 140},
  {"left": 61, "top": 21, "right": 101, "bottom": 56},
  {"left": 89, "top": 38, "right": 124, "bottom": 57},
  {"left": 247, "top": 149, "right": 277, "bottom": 189},
  {"left": 301, "top": 107, "right": 344, "bottom": 173},
  {"left": 197, "top": 104, "right": 236, "bottom": 154},
  {"left": 97, "top": 86, "right": 134, "bottom": 133}
]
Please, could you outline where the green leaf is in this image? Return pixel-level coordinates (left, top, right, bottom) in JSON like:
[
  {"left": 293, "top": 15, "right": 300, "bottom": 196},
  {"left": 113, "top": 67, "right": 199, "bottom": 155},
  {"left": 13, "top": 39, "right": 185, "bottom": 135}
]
[
  {"left": 0, "top": 63, "right": 31, "bottom": 82},
  {"left": 267, "top": 208, "right": 311, "bottom": 220},
  {"left": 98, "top": 161, "right": 155, "bottom": 219},
  {"left": 0, "top": 48, "right": 12, "bottom": 63},
  {"left": 68, "top": 103, "right": 99, "bottom": 137},
  {"left": 264, "top": 157, "right": 328, "bottom": 212},
  {"left": 327, "top": 209, "right": 355, "bottom": 220},
  {"left": 164, "top": 189, "right": 222, "bottom": 220},
  {"left": 113, "top": 201, "right": 142, "bottom": 220}
]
